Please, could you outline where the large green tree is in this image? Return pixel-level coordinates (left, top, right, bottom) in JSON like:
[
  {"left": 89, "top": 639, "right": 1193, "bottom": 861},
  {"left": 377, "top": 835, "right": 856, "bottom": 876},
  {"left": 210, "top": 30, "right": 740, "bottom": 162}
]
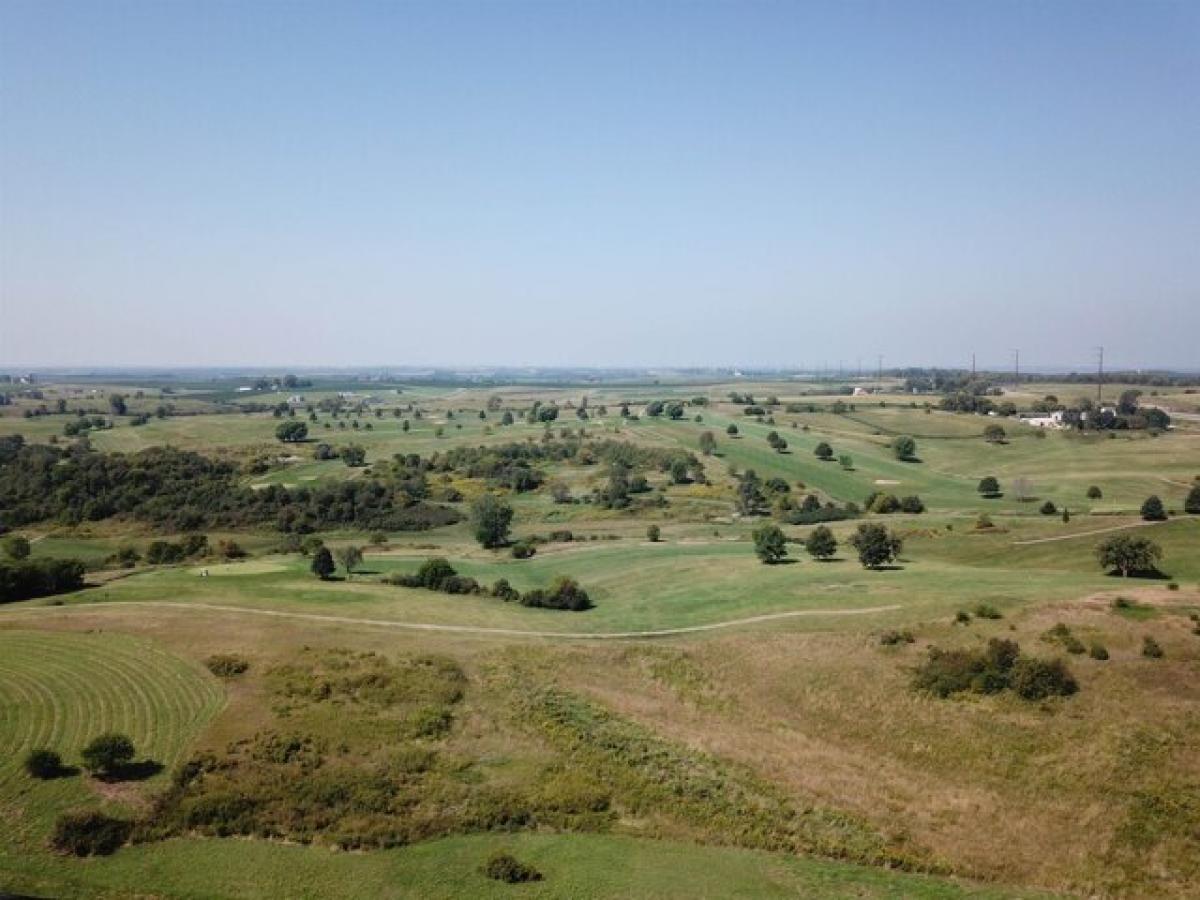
[
  {"left": 470, "top": 494, "right": 514, "bottom": 549},
  {"left": 752, "top": 524, "right": 788, "bottom": 564},
  {"left": 1095, "top": 535, "right": 1162, "bottom": 577},
  {"left": 805, "top": 525, "right": 837, "bottom": 560},
  {"left": 849, "top": 523, "right": 903, "bottom": 569}
]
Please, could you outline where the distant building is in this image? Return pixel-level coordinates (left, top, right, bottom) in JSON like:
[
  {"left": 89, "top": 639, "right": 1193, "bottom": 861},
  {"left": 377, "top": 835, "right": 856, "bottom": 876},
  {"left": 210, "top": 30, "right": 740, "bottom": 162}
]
[
  {"left": 1021, "top": 410, "right": 1065, "bottom": 429},
  {"left": 852, "top": 386, "right": 870, "bottom": 396}
]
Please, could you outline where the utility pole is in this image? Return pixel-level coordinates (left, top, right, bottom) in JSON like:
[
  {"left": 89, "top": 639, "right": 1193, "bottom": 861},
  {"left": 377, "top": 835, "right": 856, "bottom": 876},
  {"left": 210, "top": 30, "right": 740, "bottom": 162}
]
[
  {"left": 857, "top": 358, "right": 862, "bottom": 379},
  {"left": 1012, "top": 349, "right": 1019, "bottom": 382},
  {"left": 877, "top": 355, "right": 883, "bottom": 391},
  {"left": 971, "top": 353, "right": 976, "bottom": 378},
  {"left": 1096, "top": 346, "right": 1104, "bottom": 405}
]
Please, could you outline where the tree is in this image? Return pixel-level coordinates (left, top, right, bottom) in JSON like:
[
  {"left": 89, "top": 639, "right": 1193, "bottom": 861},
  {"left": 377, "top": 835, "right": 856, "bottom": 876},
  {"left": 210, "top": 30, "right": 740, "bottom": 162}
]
[
  {"left": 275, "top": 421, "right": 308, "bottom": 443},
  {"left": 108, "top": 394, "right": 127, "bottom": 416},
  {"left": 735, "top": 469, "right": 766, "bottom": 515},
  {"left": 24, "top": 748, "right": 64, "bottom": 779},
  {"left": 81, "top": 732, "right": 135, "bottom": 777},
  {"left": 977, "top": 476, "right": 1000, "bottom": 498},
  {"left": 2, "top": 535, "right": 31, "bottom": 560},
  {"left": 698, "top": 431, "right": 717, "bottom": 456},
  {"left": 892, "top": 435, "right": 917, "bottom": 461},
  {"left": 340, "top": 445, "right": 366, "bottom": 467},
  {"left": 470, "top": 494, "right": 513, "bottom": 548},
  {"left": 1095, "top": 534, "right": 1162, "bottom": 577},
  {"left": 500, "top": 410, "right": 514, "bottom": 426},
  {"left": 983, "top": 424, "right": 1006, "bottom": 443},
  {"left": 849, "top": 523, "right": 902, "bottom": 569},
  {"left": 335, "top": 545, "right": 363, "bottom": 578},
  {"left": 805, "top": 525, "right": 837, "bottom": 560},
  {"left": 1140, "top": 495, "right": 1167, "bottom": 521},
  {"left": 814, "top": 442, "right": 833, "bottom": 461},
  {"left": 838, "top": 454, "right": 853, "bottom": 470},
  {"left": 1087, "top": 485, "right": 1103, "bottom": 500},
  {"left": 646, "top": 524, "right": 661, "bottom": 542},
  {"left": 752, "top": 524, "right": 788, "bottom": 564},
  {"left": 725, "top": 423, "right": 739, "bottom": 436},
  {"left": 311, "top": 546, "right": 335, "bottom": 580},
  {"left": 1186, "top": 484, "right": 1200, "bottom": 515}
]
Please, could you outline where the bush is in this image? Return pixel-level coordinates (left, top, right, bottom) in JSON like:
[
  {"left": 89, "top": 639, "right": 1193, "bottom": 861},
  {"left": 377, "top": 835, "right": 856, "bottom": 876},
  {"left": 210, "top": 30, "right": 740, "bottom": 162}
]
[
  {"left": 1040, "top": 500, "right": 1057, "bottom": 515},
  {"left": 440, "top": 575, "right": 481, "bottom": 595},
  {"left": 25, "top": 748, "right": 64, "bottom": 779},
  {"left": 1142, "top": 636, "right": 1164, "bottom": 658},
  {"left": 900, "top": 495, "right": 925, "bottom": 514},
  {"left": 482, "top": 851, "right": 543, "bottom": 883},
  {"left": 1088, "top": 642, "right": 1110, "bottom": 660},
  {"left": 973, "top": 603, "right": 1002, "bottom": 619},
  {"left": 510, "top": 541, "right": 536, "bottom": 559},
  {"left": 520, "top": 576, "right": 592, "bottom": 611},
  {"left": 1009, "top": 657, "right": 1078, "bottom": 700},
  {"left": 0, "top": 557, "right": 87, "bottom": 604},
  {"left": 954, "top": 610, "right": 971, "bottom": 625},
  {"left": 646, "top": 524, "right": 660, "bottom": 542},
  {"left": 879, "top": 629, "right": 915, "bottom": 646},
  {"left": 1140, "top": 495, "right": 1167, "bottom": 521},
  {"left": 491, "top": 578, "right": 519, "bottom": 602},
  {"left": 974, "top": 513, "right": 994, "bottom": 530},
  {"left": 1087, "top": 485, "right": 1103, "bottom": 499},
  {"left": 50, "top": 811, "right": 131, "bottom": 856},
  {"left": 205, "top": 654, "right": 250, "bottom": 678},
  {"left": 892, "top": 435, "right": 917, "bottom": 461}
]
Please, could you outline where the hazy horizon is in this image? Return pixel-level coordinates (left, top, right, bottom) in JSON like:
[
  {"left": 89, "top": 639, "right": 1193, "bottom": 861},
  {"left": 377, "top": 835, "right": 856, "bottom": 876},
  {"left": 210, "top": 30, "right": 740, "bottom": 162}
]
[{"left": 3, "top": 1, "right": 1198, "bottom": 369}]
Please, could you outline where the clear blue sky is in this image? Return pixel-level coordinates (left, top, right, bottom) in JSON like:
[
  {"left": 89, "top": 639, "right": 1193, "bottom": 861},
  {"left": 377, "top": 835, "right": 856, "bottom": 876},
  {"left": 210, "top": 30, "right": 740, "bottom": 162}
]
[{"left": 2, "top": 0, "right": 1197, "bottom": 370}]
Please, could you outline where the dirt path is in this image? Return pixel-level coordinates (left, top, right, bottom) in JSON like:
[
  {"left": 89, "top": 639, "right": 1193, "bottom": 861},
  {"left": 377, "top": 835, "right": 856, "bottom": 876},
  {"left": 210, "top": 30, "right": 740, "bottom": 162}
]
[
  {"left": 0, "top": 600, "right": 902, "bottom": 640},
  {"left": 1011, "top": 519, "right": 1165, "bottom": 546}
]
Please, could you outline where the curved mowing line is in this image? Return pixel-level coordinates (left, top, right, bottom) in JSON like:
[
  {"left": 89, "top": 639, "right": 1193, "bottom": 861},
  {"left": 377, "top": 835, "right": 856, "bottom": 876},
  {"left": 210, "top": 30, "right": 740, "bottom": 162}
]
[
  {"left": 1, "top": 600, "right": 903, "bottom": 640},
  {"left": 1011, "top": 519, "right": 1167, "bottom": 545}
]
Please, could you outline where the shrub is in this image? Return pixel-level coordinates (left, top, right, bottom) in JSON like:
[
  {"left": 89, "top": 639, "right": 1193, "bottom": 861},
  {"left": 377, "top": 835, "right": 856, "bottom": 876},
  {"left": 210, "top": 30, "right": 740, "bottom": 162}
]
[
  {"left": 1087, "top": 485, "right": 1103, "bottom": 500},
  {"left": 81, "top": 732, "right": 135, "bottom": 776},
  {"left": 974, "top": 513, "right": 994, "bottom": 530},
  {"left": 482, "top": 851, "right": 543, "bottom": 883},
  {"left": 1140, "top": 495, "right": 1167, "bottom": 521},
  {"left": 440, "top": 575, "right": 481, "bottom": 595},
  {"left": 879, "top": 629, "right": 915, "bottom": 646},
  {"left": 1040, "top": 500, "right": 1057, "bottom": 515},
  {"left": 25, "top": 748, "right": 64, "bottom": 779},
  {"left": 205, "top": 654, "right": 250, "bottom": 678},
  {"left": 1009, "top": 657, "right": 1078, "bottom": 700},
  {"left": 1186, "top": 484, "right": 1200, "bottom": 515},
  {"left": 954, "top": 610, "right": 971, "bottom": 625},
  {"left": 892, "top": 435, "right": 917, "bottom": 461},
  {"left": 1063, "top": 635, "right": 1086, "bottom": 655},
  {"left": 510, "top": 541, "right": 536, "bottom": 559},
  {"left": 813, "top": 442, "right": 833, "bottom": 460},
  {"left": 899, "top": 495, "right": 925, "bottom": 514},
  {"left": 1088, "top": 642, "right": 1110, "bottom": 660},
  {"left": 520, "top": 576, "right": 592, "bottom": 611},
  {"left": 50, "top": 811, "right": 131, "bottom": 856},
  {"left": 1167, "top": 581, "right": 1179, "bottom": 591},
  {"left": 1142, "top": 636, "right": 1164, "bottom": 658},
  {"left": 646, "top": 524, "right": 660, "bottom": 542},
  {"left": 491, "top": 578, "right": 519, "bottom": 602},
  {"left": 973, "top": 603, "right": 1002, "bottom": 619}
]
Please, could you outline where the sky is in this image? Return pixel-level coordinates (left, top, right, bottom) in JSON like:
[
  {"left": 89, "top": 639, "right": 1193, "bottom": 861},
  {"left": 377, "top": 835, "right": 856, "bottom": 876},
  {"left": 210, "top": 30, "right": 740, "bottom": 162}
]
[{"left": 1, "top": 0, "right": 1197, "bottom": 371}]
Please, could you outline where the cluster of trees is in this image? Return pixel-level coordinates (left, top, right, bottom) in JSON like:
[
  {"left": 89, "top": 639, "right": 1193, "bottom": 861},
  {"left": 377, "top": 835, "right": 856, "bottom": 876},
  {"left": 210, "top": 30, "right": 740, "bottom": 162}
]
[
  {"left": 386, "top": 558, "right": 592, "bottom": 611},
  {"left": 913, "top": 638, "right": 1078, "bottom": 701},
  {"left": 313, "top": 443, "right": 366, "bottom": 466},
  {"left": 0, "top": 440, "right": 460, "bottom": 533},
  {"left": 0, "top": 556, "right": 86, "bottom": 603},
  {"left": 861, "top": 491, "right": 925, "bottom": 514}
]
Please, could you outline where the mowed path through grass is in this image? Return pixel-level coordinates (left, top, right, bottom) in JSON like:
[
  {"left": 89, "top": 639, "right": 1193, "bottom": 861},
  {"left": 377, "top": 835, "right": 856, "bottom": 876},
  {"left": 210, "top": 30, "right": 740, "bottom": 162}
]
[{"left": 0, "top": 631, "right": 225, "bottom": 848}]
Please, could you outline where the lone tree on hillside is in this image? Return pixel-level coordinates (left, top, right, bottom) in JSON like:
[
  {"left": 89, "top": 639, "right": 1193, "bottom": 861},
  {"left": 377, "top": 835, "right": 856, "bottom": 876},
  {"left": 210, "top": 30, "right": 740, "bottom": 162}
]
[
  {"left": 983, "top": 424, "right": 1006, "bottom": 444},
  {"left": 977, "top": 476, "right": 1001, "bottom": 498},
  {"left": 1087, "top": 485, "right": 1103, "bottom": 500},
  {"left": 849, "top": 523, "right": 903, "bottom": 569},
  {"left": 805, "top": 525, "right": 838, "bottom": 560},
  {"left": 1095, "top": 535, "right": 1162, "bottom": 578},
  {"left": 470, "top": 494, "right": 514, "bottom": 549},
  {"left": 275, "top": 421, "right": 308, "bottom": 443},
  {"left": 1186, "top": 484, "right": 1200, "bottom": 515},
  {"left": 752, "top": 524, "right": 788, "bottom": 564},
  {"left": 108, "top": 394, "right": 127, "bottom": 416},
  {"left": 1140, "top": 495, "right": 1167, "bottom": 521},
  {"left": 726, "top": 423, "right": 739, "bottom": 437},
  {"left": 814, "top": 442, "right": 833, "bottom": 461},
  {"left": 340, "top": 445, "right": 366, "bottom": 467},
  {"left": 698, "top": 431, "right": 717, "bottom": 456},
  {"left": 81, "top": 732, "right": 135, "bottom": 777},
  {"left": 311, "top": 546, "right": 335, "bottom": 580},
  {"left": 335, "top": 545, "right": 363, "bottom": 578},
  {"left": 892, "top": 435, "right": 917, "bottom": 461}
]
